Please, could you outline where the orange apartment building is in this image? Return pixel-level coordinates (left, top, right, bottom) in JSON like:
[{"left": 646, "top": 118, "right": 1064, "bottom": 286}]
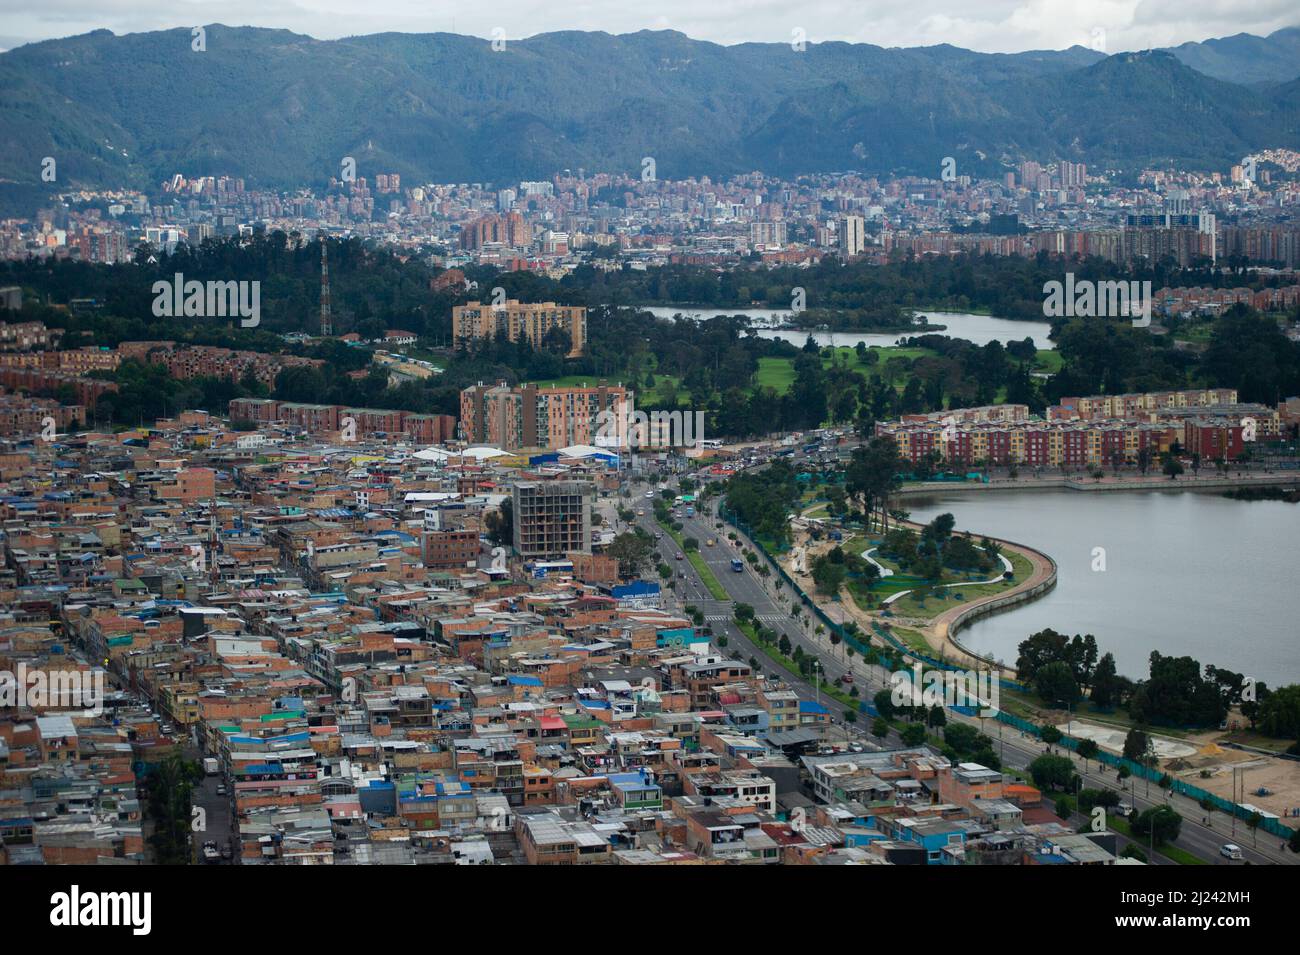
[
  {"left": 452, "top": 300, "right": 587, "bottom": 358},
  {"left": 459, "top": 381, "right": 628, "bottom": 450}
]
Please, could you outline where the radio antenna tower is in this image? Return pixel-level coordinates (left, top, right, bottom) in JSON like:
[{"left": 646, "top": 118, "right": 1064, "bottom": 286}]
[{"left": 320, "top": 238, "right": 332, "bottom": 337}]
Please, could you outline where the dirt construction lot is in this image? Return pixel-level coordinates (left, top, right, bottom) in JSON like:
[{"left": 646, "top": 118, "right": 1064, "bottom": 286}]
[{"left": 1169, "top": 748, "right": 1300, "bottom": 821}]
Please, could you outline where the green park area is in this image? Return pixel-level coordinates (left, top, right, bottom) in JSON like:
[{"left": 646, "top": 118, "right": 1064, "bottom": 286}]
[
  {"left": 755, "top": 344, "right": 1059, "bottom": 400},
  {"left": 848, "top": 542, "right": 1034, "bottom": 620}
]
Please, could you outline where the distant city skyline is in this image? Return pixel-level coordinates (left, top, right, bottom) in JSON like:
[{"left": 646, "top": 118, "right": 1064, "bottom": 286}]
[{"left": 0, "top": 0, "right": 1297, "bottom": 56}]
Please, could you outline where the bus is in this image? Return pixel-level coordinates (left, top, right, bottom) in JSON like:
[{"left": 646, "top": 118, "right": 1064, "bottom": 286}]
[{"left": 730, "top": 558, "right": 744, "bottom": 573}]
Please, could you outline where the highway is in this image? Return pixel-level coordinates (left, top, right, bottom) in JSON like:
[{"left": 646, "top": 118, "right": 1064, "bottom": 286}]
[{"left": 627, "top": 468, "right": 1297, "bottom": 867}]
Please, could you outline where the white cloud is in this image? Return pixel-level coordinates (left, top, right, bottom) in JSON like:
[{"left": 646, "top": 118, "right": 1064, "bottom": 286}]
[{"left": 0, "top": 0, "right": 1293, "bottom": 52}]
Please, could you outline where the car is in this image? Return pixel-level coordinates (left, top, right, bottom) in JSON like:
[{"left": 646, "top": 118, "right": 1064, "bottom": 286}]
[
  {"left": 1117, "top": 801, "right": 1133, "bottom": 816},
  {"left": 220, "top": 843, "right": 233, "bottom": 860},
  {"left": 706, "top": 538, "right": 716, "bottom": 546},
  {"left": 839, "top": 673, "right": 854, "bottom": 684},
  {"left": 644, "top": 491, "right": 654, "bottom": 499},
  {"left": 675, "top": 553, "right": 684, "bottom": 560},
  {"left": 216, "top": 784, "right": 227, "bottom": 796},
  {"left": 1220, "top": 843, "right": 1244, "bottom": 860}
]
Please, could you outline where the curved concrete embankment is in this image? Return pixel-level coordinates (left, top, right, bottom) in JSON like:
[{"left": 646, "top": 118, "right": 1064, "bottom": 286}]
[
  {"left": 841, "top": 519, "right": 1056, "bottom": 678},
  {"left": 934, "top": 536, "right": 1058, "bottom": 676}
]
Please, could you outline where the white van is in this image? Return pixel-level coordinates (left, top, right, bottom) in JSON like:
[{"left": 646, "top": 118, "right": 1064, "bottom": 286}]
[{"left": 1220, "top": 843, "right": 1243, "bottom": 861}]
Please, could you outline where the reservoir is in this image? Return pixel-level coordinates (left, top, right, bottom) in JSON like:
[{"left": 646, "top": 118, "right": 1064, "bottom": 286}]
[
  {"left": 639, "top": 307, "right": 1054, "bottom": 350},
  {"left": 904, "top": 488, "right": 1300, "bottom": 684}
]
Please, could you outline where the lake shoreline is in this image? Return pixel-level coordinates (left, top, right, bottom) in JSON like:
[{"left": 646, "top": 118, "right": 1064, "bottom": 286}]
[
  {"left": 904, "top": 487, "right": 1300, "bottom": 684},
  {"left": 898, "top": 472, "right": 1299, "bottom": 497}
]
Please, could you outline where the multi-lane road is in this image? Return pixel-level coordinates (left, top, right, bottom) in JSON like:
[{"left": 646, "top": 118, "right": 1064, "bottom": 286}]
[{"left": 625, "top": 471, "right": 1296, "bottom": 867}]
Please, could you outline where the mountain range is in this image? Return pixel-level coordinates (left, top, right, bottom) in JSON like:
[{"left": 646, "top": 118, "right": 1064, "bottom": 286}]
[{"left": 0, "top": 26, "right": 1298, "bottom": 194}]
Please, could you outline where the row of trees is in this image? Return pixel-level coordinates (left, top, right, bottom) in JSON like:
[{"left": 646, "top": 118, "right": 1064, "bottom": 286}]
[{"left": 1015, "top": 629, "right": 1300, "bottom": 743}]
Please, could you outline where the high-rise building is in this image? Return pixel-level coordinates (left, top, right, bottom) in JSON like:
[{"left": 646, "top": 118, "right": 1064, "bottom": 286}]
[
  {"left": 460, "top": 381, "right": 628, "bottom": 450},
  {"left": 512, "top": 480, "right": 593, "bottom": 558},
  {"left": 838, "top": 215, "right": 865, "bottom": 256},
  {"left": 459, "top": 212, "right": 529, "bottom": 250},
  {"left": 751, "top": 220, "right": 787, "bottom": 248},
  {"left": 452, "top": 300, "right": 587, "bottom": 357}
]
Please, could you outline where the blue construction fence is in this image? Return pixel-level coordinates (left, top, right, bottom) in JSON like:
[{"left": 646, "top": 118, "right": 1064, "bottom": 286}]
[
  {"left": 994, "top": 711, "right": 1297, "bottom": 838},
  {"left": 721, "top": 506, "right": 1296, "bottom": 839}
]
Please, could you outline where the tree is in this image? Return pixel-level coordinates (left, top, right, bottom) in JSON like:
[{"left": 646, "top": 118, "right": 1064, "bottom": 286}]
[
  {"left": 1029, "top": 754, "right": 1077, "bottom": 792},
  {"left": 484, "top": 498, "right": 513, "bottom": 546},
  {"left": 900, "top": 723, "right": 927, "bottom": 746},
  {"left": 1246, "top": 811, "right": 1263, "bottom": 848},
  {"left": 1122, "top": 727, "right": 1154, "bottom": 766},
  {"left": 873, "top": 689, "right": 895, "bottom": 720},
  {"left": 608, "top": 531, "right": 654, "bottom": 579},
  {"left": 811, "top": 554, "right": 848, "bottom": 595},
  {"left": 1131, "top": 805, "right": 1182, "bottom": 846},
  {"left": 1090, "top": 653, "right": 1121, "bottom": 709},
  {"left": 1036, "top": 661, "right": 1081, "bottom": 708},
  {"left": 871, "top": 717, "right": 889, "bottom": 741},
  {"left": 1137, "top": 445, "right": 1154, "bottom": 476},
  {"left": 1077, "top": 739, "right": 1100, "bottom": 773},
  {"left": 1041, "top": 725, "right": 1063, "bottom": 750}
]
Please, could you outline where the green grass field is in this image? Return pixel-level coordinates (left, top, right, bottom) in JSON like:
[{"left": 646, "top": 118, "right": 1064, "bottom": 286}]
[
  {"left": 754, "top": 344, "right": 1059, "bottom": 400},
  {"left": 849, "top": 548, "right": 1034, "bottom": 621}
]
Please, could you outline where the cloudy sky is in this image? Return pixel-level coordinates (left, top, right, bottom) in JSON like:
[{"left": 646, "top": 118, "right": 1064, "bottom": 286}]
[{"left": 0, "top": 0, "right": 1296, "bottom": 53}]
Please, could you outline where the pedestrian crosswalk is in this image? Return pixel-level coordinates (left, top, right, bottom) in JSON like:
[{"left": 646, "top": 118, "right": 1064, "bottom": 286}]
[
  {"left": 704, "top": 614, "right": 729, "bottom": 622},
  {"left": 756, "top": 613, "right": 786, "bottom": 623}
]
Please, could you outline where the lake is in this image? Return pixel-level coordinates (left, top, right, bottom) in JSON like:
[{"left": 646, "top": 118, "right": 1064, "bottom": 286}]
[
  {"left": 905, "top": 489, "right": 1300, "bottom": 684},
  {"left": 639, "top": 307, "right": 1054, "bottom": 350}
]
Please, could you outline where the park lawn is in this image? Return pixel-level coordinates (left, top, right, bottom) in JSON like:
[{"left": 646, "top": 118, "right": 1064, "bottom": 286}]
[
  {"left": 850, "top": 549, "right": 1035, "bottom": 620},
  {"left": 755, "top": 345, "right": 936, "bottom": 397},
  {"left": 887, "top": 625, "right": 933, "bottom": 655},
  {"left": 396, "top": 347, "right": 449, "bottom": 368},
  {"left": 755, "top": 357, "right": 797, "bottom": 392},
  {"left": 1034, "top": 349, "right": 1063, "bottom": 374}
]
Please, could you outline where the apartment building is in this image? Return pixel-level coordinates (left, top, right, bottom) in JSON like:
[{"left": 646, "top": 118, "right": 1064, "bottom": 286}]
[
  {"left": 452, "top": 300, "right": 587, "bottom": 357},
  {"left": 881, "top": 390, "right": 1278, "bottom": 467},
  {"left": 421, "top": 528, "right": 481, "bottom": 571},
  {"left": 839, "top": 215, "right": 866, "bottom": 256},
  {"left": 511, "top": 480, "right": 594, "bottom": 558},
  {"left": 1049, "top": 389, "right": 1239, "bottom": 421},
  {"left": 459, "top": 380, "right": 629, "bottom": 450}
]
